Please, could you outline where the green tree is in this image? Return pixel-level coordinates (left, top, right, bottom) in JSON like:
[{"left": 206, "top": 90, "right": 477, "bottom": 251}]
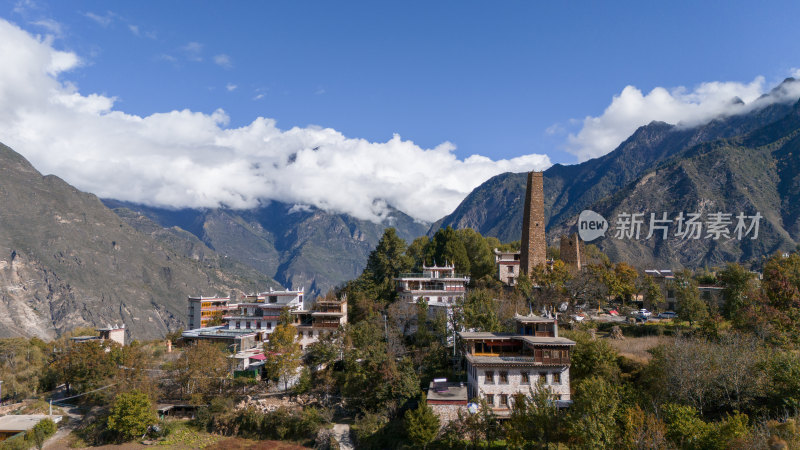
[
  {"left": 404, "top": 393, "right": 440, "bottom": 449},
  {"left": 641, "top": 275, "right": 664, "bottom": 310},
  {"left": 27, "top": 418, "right": 57, "bottom": 450},
  {"left": 661, "top": 403, "right": 710, "bottom": 449},
  {"left": 566, "top": 376, "right": 620, "bottom": 449},
  {"left": 106, "top": 390, "right": 157, "bottom": 442},
  {"left": 51, "top": 340, "right": 118, "bottom": 396},
  {"left": 530, "top": 260, "right": 573, "bottom": 307},
  {"left": 0, "top": 338, "right": 49, "bottom": 401},
  {"left": 363, "top": 227, "right": 413, "bottom": 302},
  {"left": 561, "top": 330, "right": 620, "bottom": 383},
  {"left": 456, "top": 288, "right": 502, "bottom": 332},
  {"left": 457, "top": 228, "right": 495, "bottom": 281},
  {"left": 595, "top": 262, "right": 638, "bottom": 305},
  {"left": 264, "top": 323, "right": 303, "bottom": 392},
  {"left": 171, "top": 341, "right": 229, "bottom": 402},
  {"left": 428, "top": 226, "right": 470, "bottom": 274},
  {"left": 673, "top": 270, "right": 708, "bottom": 325},
  {"left": 406, "top": 236, "right": 430, "bottom": 271},
  {"left": 767, "top": 350, "right": 800, "bottom": 412},
  {"left": 718, "top": 263, "right": 755, "bottom": 321},
  {"left": 504, "top": 386, "right": 560, "bottom": 448},
  {"left": 342, "top": 317, "right": 420, "bottom": 414}
]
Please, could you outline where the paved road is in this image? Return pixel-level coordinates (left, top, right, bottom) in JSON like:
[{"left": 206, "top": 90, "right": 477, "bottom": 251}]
[{"left": 332, "top": 423, "right": 354, "bottom": 450}]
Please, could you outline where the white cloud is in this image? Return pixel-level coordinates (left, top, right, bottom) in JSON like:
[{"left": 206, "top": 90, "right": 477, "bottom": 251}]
[
  {"left": 0, "top": 19, "right": 550, "bottom": 223},
  {"left": 30, "top": 18, "right": 62, "bottom": 37},
  {"left": 84, "top": 11, "right": 114, "bottom": 27},
  {"left": 181, "top": 41, "right": 203, "bottom": 61},
  {"left": 566, "top": 76, "right": 800, "bottom": 161},
  {"left": 544, "top": 123, "right": 564, "bottom": 136},
  {"left": 13, "top": 0, "right": 36, "bottom": 15},
  {"left": 213, "top": 54, "right": 232, "bottom": 69},
  {"left": 226, "top": 83, "right": 237, "bottom": 92}
]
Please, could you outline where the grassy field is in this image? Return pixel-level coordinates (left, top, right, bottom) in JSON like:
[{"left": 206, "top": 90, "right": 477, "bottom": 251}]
[
  {"left": 58, "top": 421, "right": 310, "bottom": 449},
  {"left": 606, "top": 335, "right": 673, "bottom": 363}
]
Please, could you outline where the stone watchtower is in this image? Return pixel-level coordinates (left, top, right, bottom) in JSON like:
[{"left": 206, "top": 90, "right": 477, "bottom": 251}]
[
  {"left": 520, "top": 172, "right": 547, "bottom": 277},
  {"left": 560, "top": 233, "right": 584, "bottom": 271}
]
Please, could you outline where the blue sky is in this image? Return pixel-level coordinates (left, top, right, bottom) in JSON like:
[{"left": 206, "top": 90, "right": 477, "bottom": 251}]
[{"left": 1, "top": 1, "right": 799, "bottom": 221}]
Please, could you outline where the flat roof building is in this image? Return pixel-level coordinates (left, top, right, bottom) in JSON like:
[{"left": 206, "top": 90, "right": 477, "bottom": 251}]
[
  {"left": 188, "top": 296, "right": 237, "bottom": 330},
  {"left": 395, "top": 264, "right": 470, "bottom": 312},
  {"left": 459, "top": 314, "right": 575, "bottom": 416}
]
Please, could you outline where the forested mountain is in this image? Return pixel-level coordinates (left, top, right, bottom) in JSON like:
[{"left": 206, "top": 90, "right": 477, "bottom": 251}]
[
  {"left": 432, "top": 79, "right": 800, "bottom": 268},
  {"left": 0, "top": 143, "right": 275, "bottom": 340}
]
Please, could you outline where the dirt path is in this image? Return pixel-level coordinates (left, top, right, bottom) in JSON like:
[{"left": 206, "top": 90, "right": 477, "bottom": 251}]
[{"left": 332, "top": 423, "right": 354, "bottom": 450}]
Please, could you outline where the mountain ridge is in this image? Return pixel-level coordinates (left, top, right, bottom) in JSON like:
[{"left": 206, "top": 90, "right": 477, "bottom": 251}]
[
  {"left": 431, "top": 83, "right": 800, "bottom": 268},
  {"left": 103, "top": 199, "right": 429, "bottom": 297},
  {"left": 0, "top": 142, "right": 276, "bottom": 340}
]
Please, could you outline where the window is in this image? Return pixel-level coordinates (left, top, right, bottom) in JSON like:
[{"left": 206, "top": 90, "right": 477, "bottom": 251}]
[
  {"left": 298, "top": 331, "right": 303, "bottom": 338},
  {"left": 499, "top": 394, "right": 508, "bottom": 408},
  {"left": 509, "top": 265, "right": 515, "bottom": 273},
  {"left": 521, "top": 372, "right": 530, "bottom": 384},
  {"left": 499, "top": 372, "right": 508, "bottom": 384},
  {"left": 266, "top": 322, "right": 272, "bottom": 330},
  {"left": 486, "top": 394, "right": 494, "bottom": 406},
  {"left": 235, "top": 321, "right": 241, "bottom": 329},
  {"left": 485, "top": 371, "right": 495, "bottom": 384},
  {"left": 269, "top": 296, "right": 278, "bottom": 303},
  {"left": 553, "top": 371, "right": 561, "bottom": 384},
  {"left": 539, "top": 372, "right": 548, "bottom": 384},
  {"left": 257, "top": 321, "right": 262, "bottom": 329}
]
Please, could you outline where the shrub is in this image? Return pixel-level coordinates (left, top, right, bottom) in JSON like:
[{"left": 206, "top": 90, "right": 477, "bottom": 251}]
[{"left": 106, "top": 390, "right": 157, "bottom": 442}]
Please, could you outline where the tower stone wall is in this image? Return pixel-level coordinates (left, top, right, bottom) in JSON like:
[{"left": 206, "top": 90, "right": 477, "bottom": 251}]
[
  {"left": 560, "top": 233, "right": 584, "bottom": 271},
  {"left": 520, "top": 172, "right": 547, "bottom": 276}
]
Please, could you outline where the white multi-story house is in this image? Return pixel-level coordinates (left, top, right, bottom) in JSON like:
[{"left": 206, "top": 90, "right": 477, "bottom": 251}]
[
  {"left": 460, "top": 314, "right": 575, "bottom": 415},
  {"left": 493, "top": 249, "right": 521, "bottom": 286},
  {"left": 224, "top": 287, "right": 305, "bottom": 334},
  {"left": 292, "top": 295, "right": 348, "bottom": 350},
  {"left": 395, "top": 264, "right": 470, "bottom": 312}
]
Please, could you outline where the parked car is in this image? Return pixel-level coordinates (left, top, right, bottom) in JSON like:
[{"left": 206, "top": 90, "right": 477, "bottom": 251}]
[
  {"left": 657, "top": 311, "right": 677, "bottom": 319},
  {"left": 638, "top": 309, "right": 652, "bottom": 317}
]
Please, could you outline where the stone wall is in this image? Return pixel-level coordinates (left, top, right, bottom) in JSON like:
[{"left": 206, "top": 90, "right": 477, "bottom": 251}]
[
  {"left": 560, "top": 233, "right": 584, "bottom": 271},
  {"left": 471, "top": 366, "right": 571, "bottom": 405},
  {"left": 430, "top": 404, "right": 466, "bottom": 426}
]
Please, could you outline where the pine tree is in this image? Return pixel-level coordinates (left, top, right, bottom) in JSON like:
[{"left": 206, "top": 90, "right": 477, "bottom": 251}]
[{"left": 404, "top": 393, "right": 440, "bottom": 449}]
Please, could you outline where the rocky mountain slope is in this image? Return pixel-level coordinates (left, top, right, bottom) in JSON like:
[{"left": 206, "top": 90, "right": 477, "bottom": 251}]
[
  {"left": 432, "top": 80, "right": 800, "bottom": 268},
  {"left": 103, "top": 200, "right": 429, "bottom": 297},
  {"left": 0, "top": 143, "right": 275, "bottom": 340}
]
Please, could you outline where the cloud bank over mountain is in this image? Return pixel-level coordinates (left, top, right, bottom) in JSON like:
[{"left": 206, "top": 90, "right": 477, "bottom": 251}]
[
  {"left": 565, "top": 74, "right": 800, "bottom": 162},
  {"left": 0, "top": 19, "right": 550, "bottom": 223}
]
